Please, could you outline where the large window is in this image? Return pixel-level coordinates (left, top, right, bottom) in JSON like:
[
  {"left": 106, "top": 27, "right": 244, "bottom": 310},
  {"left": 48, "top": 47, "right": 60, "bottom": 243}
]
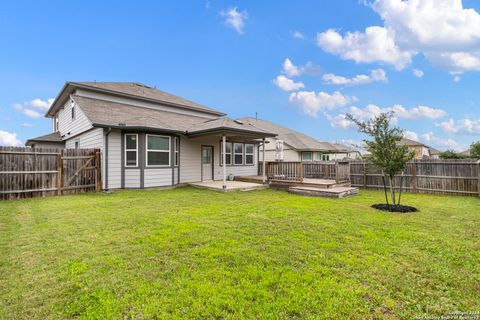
[
  {"left": 314, "top": 152, "right": 322, "bottom": 161},
  {"left": 174, "top": 137, "right": 179, "bottom": 167},
  {"left": 146, "top": 134, "right": 170, "bottom": 167},
  {"left": 125, "top": 134, "right": 138, "bottom": 167},
  {"left": 301, "top": 151, "right": 313, "bottom": 161},
  {"left": 234, "top": 143, "right": 244, "bottom": 165},
  {"left": 245, "top": 144, "right": 254, "bottom": 165},
  {"left": 220, "top": 142, "right": 232, "bottom": 165}
]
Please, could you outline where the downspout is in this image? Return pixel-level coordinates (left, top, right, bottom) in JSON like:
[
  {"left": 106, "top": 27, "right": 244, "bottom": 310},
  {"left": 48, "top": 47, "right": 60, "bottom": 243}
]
[{"left": 104, "top": 128, "right": 112, "bottom": 192}]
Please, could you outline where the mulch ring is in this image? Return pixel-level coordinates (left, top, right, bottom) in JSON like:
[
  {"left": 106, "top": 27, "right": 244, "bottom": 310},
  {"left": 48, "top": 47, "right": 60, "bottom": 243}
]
[{"left": 371, "top": 204, "right": 418, "bottom": 213}]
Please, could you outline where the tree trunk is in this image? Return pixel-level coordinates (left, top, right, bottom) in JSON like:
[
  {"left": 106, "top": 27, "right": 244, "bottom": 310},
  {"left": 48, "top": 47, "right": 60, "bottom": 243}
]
[
  {"left": 389, "top": 175, "right": 396, "bottom": 208},
  {"left": 381, "top": 170, "right": 389, "bottom": 206},
  {"left": 397, "top": 172, "right": 404, "bottom": 205}
]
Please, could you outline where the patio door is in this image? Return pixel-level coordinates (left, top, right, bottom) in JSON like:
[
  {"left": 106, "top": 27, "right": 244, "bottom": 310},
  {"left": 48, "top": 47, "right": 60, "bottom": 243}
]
[{"left": 201, "top": 146, "right": 213, "bottom": 181}]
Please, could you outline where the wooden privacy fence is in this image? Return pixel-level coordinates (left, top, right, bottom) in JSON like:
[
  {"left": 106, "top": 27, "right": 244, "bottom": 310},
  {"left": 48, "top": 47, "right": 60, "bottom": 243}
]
[
  {"left": 0, "top": 147, "right": 102, "bottom": 200},
  {"left": 260, "top": 161, "right": 351, "bottom": 183},
  {"left": 350, "top": 159, "right": 480, "bottom": 196}
]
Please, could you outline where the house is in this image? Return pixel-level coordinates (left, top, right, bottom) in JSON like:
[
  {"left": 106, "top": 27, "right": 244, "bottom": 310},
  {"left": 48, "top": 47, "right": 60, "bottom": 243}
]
[
  {"left": 239, "top": 118, "right": 361, "bottom": 161},
  {"left": 398, "top": 138, "right": 439, "bottom": 159},
  {"left": 26, "top": 82, "right": 276, "bottom": 190}
]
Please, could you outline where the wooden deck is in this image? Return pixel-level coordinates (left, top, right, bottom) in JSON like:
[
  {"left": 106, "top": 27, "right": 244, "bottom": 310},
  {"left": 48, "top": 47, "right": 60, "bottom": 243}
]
[{"left": 235, "top": 175, "right": 358, "bottom": 199}]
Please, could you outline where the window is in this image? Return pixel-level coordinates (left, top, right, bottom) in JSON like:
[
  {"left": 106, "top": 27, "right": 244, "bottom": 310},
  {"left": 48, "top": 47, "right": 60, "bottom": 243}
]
[
  {"left": 322, "top": 154, "right": 330, "bottom": 161},
  {"left": 146, "top": 134, "right": 170, "bottom": 166},
  {"left": 301, "top": 151, "right": 313, "bottom": 161},
  {"left": 74, "top": 140, "right": 80, "bottom": 149},
  {"left": 245, "top": 144, "right": 254, "bottom": 165},
  {"left": 174, "top": 137, "right": 179, "bottom": 167},
  {"left": 314, "top": 152, "right": 322, "bottom": 161},
  {"left": 125, "top": 134, "right": 138, "bottom": 167},
  {"left": 220, "top": 142, "right": 232, "bottom": 165},
  {"left": 234, "top": 143, "right": 243, "bottom": 165},
  {"left": 53, "top": 116, "right": 59, "bottom": 131},
  {"left": 71, "top": 106, "right": 75, "bottom": 120}
]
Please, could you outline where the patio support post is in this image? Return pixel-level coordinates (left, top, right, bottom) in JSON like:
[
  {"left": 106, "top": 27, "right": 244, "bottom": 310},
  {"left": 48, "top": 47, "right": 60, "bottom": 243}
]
[
  {"left": 222, "top": 134, "right": 227, "bottom": 191},
  {"left": 262, "top": 138, "right": 266, "bottom": 184}
]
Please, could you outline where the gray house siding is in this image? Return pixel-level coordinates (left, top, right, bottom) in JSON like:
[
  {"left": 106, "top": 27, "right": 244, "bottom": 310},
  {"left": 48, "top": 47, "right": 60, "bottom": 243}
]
[{"left": 57, "top": 99, "right": 93, "bottom": 139}]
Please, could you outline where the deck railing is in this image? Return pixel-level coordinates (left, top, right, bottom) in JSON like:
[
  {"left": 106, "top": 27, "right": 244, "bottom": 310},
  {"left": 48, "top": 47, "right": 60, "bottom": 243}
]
[{"left": 260, "top": 161, "right": 351, "bottom": 183}]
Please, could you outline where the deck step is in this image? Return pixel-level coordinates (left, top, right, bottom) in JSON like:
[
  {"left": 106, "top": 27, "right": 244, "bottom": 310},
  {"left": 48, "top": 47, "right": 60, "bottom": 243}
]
[{"left": 288, "top": 186, "right": 359, "bottom": 199}]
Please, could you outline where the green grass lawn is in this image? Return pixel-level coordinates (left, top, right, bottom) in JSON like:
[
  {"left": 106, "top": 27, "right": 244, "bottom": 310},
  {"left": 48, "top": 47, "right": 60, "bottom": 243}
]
[{"left": 0, "top": 187, "right": 479, "bottom": 319}]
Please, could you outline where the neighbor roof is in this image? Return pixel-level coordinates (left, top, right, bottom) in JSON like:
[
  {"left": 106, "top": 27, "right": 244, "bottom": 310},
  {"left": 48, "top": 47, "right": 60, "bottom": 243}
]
[
  {"left": 239, "top": 118, "right": 338, "bottom": 151},
  {"left": 46, "top": 82, "right": 225, "bottom": 117},
  {"left": 25, "top": 132, "right": 63, "bottom": 146},
  {"left": 72, "top": 95, "right": 276, "bottom": 138},
  {"left": 331, "top": 143, "right": 360, "bottom": 153},
  {"left": 398, "top": 138, "right": 426, "bottom": 147}
]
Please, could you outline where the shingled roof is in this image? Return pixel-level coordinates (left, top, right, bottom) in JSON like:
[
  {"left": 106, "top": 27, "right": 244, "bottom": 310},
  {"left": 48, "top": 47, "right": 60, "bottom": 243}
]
[
  {"left": 239, "top": 117, "right": 338, "bottom": 152},
  {"left": 72, "top": 95, "right": 276, "bottom": 137},
  {"left": 47, "top": 82, "right": 225, "bottom": 117},
  {"left": 25, "top": 132, "right": 63, "bottom": 146}
]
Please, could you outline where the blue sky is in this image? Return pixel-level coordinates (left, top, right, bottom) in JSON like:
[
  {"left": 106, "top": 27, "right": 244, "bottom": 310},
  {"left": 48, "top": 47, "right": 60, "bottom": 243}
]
[{"left": 1, "top": 0, "right": 479, "bottom": 151}]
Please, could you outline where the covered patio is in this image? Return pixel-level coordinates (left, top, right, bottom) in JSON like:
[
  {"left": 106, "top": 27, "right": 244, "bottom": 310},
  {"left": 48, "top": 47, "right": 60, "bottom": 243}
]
[{"left": 186, "top": 117, "right": 277, "bottom": 191}]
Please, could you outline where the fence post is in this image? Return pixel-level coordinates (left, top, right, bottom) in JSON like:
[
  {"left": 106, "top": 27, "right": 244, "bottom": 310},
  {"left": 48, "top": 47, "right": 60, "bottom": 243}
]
[
  {"left": 411, "top": 160, "right": 417, "bottom": 193},
  {"left": 363, "top": 162, "right": 367, "bottom": 189},
  {"left": 299, "top": 162, "right": 304, "bottom": 182},
  {"left": 335, "top": 161, "right": 339, "bottom": 183},
  {"left": 477, "top": 160, "right": 480, "bottom": 198},
  {"left": 56, "top": 150, "right": 63, "bottom": 196},
  {"left": 95, "top": 150, "right": 102, "bottom": 191}
]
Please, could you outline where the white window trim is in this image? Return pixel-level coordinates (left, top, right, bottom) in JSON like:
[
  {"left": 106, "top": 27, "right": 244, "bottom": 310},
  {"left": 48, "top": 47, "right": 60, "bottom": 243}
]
[
  {"left": 124, "top": 134, "right": 138, "bottom": 167},
  {"left": 220, "top": 141, "right": 232, "bottom": 166},
  {"left": 234, "top": 143, "right": 244, "bottom": 165},
  {"left": 146, "top": 134, "right": 171, "bottom": 167},
  {"left": 245, "top": 143, "right": 254, "bottom": 165},
  {"left": 174, "top": 137, "right": 179, "bottom": 167}
]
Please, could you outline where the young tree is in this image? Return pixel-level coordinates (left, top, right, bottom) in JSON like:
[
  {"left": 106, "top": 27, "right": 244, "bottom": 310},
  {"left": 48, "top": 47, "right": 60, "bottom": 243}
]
[
  {"left": 346, "top": 112, "right": 415, "bottom": 208},
  {"left": 470, "top": 141, "right": 480, "bottom": 159}
]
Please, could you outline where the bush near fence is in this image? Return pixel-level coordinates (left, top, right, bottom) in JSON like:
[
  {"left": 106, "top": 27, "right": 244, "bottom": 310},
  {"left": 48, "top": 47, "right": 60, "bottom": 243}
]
[{"left": 0, "top": 147, "right": 101, "bottom": 200}]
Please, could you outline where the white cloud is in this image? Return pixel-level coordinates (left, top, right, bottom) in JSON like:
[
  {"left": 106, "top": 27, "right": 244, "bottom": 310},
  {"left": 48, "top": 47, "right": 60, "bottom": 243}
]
[
  {"left": 220, "top": 7, "right": 247, "bottom": 34},
  {"left": 292, "top": 31, "right": 305, "bottom": 39},
  {"left": 403, "top": 130, "right": 419, "bottom": 141},
  {"left": 453, "top": 75, "right": 461, "bottom": 82},
  {"left": 421, "top": 131, "right": 464, "bottom": 151},
  {"left": 283, "top": 58, "right": 301, "bottom": 77},
  {"left": 345, "top": 104, "right": 447, "bottom": 122},
  {"left": 317, "top": 0, "right": 480, "bottom": 73},
  {"left": 413, "top": 69, "right": 424, "bottom": 77},
  {"left": 289, "top": 91, "right": 353, "bottom": 117},
  {"left": 272, "top": 75, "right": 305, "bottom": 91},
  {"left": 323, "top": 68, "right": 387, "bottom": 85},
  {"left": 316, "top": 27, "right": 413, "bottom": 70},
  {"left": 281, "top": 58, "right": 320, "bottom": 77},
  {"left": 20, "top": 122, "right": 33, "bottom": 128},
  {"left": 27, "top": 98, "right": 54, "bottom": 110},
  {"left": 22, "top": 109, "right": 42, "bottom": 118},
  {"left": 0, "top": 130, "right": 22, "bottom": 146},
  {"left": 436, "top": 118, "right": 480, "bottom": 135},
  {"left": 13, "top": 97, "right": 53, "bottom": 118},
  {"left": 326, "top": 113, "right": 355, "bottom": 129}
]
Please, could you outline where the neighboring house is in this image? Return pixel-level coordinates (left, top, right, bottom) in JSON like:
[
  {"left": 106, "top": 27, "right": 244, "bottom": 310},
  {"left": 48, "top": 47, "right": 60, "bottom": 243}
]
[
  {"left": 25, "top": 132, "right": 64, "bottom": 149},
  {"left": 239, "top": 118, "right": 360, "bottom": 161},
  {"left": 330, "top": 143, "right": 362, "bottom": 160},
  {"left": 398, "top": 138, "right": 438, "bottom": 159},
  {"left": 27, "top": 82, "right": 276, "bottom": 190}
]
